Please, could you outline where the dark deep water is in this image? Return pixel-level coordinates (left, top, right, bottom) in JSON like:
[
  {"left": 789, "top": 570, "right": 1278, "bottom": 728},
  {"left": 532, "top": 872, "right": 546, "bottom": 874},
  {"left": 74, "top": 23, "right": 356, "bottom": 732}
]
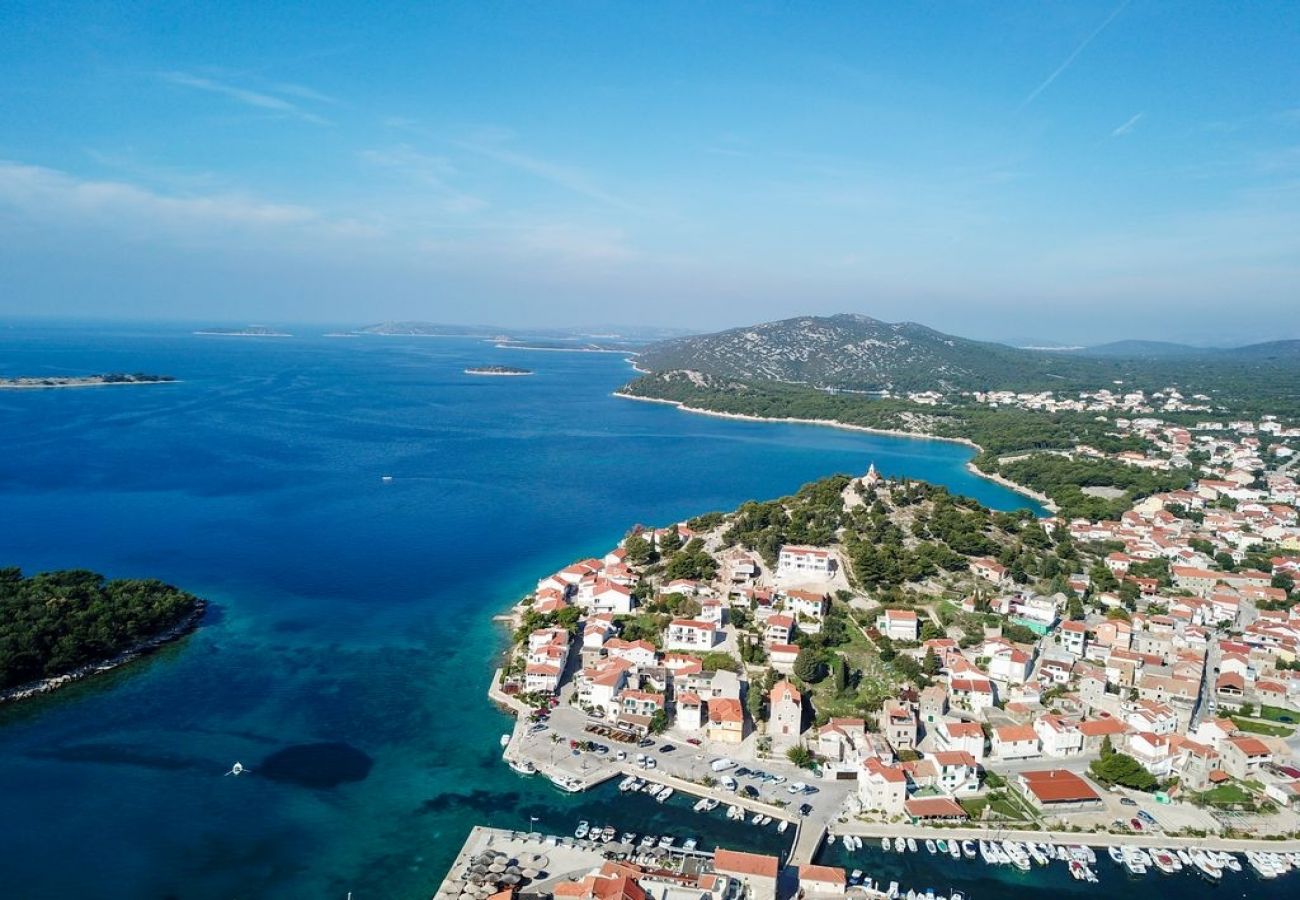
[{"left": 0, "top": 323, "right": 1054, "bottom": 898}]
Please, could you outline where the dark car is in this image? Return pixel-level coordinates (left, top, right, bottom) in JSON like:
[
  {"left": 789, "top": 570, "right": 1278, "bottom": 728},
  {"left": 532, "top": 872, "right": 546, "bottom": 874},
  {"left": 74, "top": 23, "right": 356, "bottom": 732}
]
[
  {"left": 740, "top": 785, "right": 759, "bottom": 799},
  {"left": 1137, "top": 810, "right": 1156, "bottom": 824},
  {"left": 735, "top": 767, "right": 751, "bottom": 777},
  {"left": 1119, "top": 797, "right": 1137, "bottom": 806},
  {"left": 798, "top": 803, "right": 813, "bottom": 817},
  {"left": 659, "top": 744, "right": 674, "bottom": 753},
  {"left": 686, "top": 738, "right": 702, "bottom": 746}
]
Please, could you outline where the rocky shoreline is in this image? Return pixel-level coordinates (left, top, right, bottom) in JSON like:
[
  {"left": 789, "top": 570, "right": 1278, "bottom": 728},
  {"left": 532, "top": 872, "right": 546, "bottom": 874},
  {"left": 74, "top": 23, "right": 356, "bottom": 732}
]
[{"left": 0, "top": 600, "right": 207, "bottom": 705}]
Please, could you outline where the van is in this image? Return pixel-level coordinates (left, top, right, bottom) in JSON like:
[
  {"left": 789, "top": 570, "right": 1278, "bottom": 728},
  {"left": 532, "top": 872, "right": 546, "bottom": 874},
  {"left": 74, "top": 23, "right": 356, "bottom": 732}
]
[{"left": 710, "top": 757, "right": 736, "bottom": 772}]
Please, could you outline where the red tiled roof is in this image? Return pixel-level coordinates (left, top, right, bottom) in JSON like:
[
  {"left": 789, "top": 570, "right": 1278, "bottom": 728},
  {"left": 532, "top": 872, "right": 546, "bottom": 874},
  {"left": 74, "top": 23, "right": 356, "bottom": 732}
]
[
  {"left": 905, "top": 796, "right": 968, "bottom": 819},
  {"left": 1019, "top": 769, "right": 1100, "bottom": 803},
  {"left": 714, "top": 848, "right": 779, "bottom": 879}
]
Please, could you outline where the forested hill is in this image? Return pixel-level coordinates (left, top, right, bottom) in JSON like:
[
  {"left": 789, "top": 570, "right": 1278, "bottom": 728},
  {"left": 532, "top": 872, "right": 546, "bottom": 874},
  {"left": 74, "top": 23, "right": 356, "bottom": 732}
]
[
  {"left": 634, "top": 313, "right": 1300, "bottom": 397},
  {"left": 0, "top": 568, "right": 204, "bottom": 692}
]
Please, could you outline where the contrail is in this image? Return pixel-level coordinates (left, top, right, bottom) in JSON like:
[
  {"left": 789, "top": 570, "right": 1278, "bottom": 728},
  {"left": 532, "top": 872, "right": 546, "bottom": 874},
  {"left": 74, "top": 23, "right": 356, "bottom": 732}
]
[{"left": 1019, "top": 0, "right": 1131, "bottom": 111}]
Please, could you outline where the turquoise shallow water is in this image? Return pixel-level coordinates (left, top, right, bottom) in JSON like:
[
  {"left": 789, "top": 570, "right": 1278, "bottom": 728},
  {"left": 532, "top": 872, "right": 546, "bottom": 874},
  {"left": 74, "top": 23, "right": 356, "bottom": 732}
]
[{"left": 0, "top": 324, "right": 1048, "bottom": 899}]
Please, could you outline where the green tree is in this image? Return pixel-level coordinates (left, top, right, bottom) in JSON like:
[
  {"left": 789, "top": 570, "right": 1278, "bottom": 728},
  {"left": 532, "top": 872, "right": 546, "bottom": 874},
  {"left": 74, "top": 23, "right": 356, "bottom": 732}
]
[
  {"left": 833, "top": 655, "right": 848, "bottom": 694},
  {"left": 876, "top": 635, "right": 897, "bottom": 662},
  {"left": 1100, "top": 734, "right": 1114, "bottom": 759},
  {"left": 786, "top": 744, "right": 815, "bottom": 769},
  {"left": 923, "top": 646, "right": 941, "bottom": 676},
  {"left": 747, "top": 684, "right": 768, "bottom": 723},
  {"left": 623, "top": 533, "right": 654, "bottom": 566},
  {"left": 658, "top": 527, "right": 683, "bottom": 555},
  {"left": 1090, "top": 751, "right": 1156, "bottom": 791},
  {"left": 649, "top": 709, "right": 668, "bottom": 735},
  {"left": 793, "top": 647, "right": 827, "bottom": 683}
]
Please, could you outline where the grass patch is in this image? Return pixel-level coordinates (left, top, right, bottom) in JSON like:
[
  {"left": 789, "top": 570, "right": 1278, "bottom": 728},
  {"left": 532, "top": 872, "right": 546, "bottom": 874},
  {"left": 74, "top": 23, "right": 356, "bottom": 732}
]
[
  {"left": 959, "top": 797, "right": 988, "bottom": 819},
  {"left": 1230, "top": 716, "right": 1294, "bottom": 737},
  {"left": 1196, "top": 783, "right": 1254, "bottom": 807},
  {"left": 1258, "top": 705, "right": 1299, "bottom": 725}
]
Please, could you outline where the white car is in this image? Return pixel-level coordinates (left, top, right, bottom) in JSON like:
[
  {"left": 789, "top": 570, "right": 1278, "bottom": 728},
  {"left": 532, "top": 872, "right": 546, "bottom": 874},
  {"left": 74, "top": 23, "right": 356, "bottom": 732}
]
[
  {"left": 769, "top": 774, "right": 786, "bottom": 785},
  {"left": 616, "top": 750, "right": 627, "bottom": 761},
  {"left": 644, "top": 758, "right": 657, "bottom": 769},
  {"left": 720, "top": 776, "right": 737, "bottom": 791}
]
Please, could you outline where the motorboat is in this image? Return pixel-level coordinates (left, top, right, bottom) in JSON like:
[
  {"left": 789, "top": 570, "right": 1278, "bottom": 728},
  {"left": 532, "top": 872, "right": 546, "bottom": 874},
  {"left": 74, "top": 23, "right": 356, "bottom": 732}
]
[
  {"left": 574, "top": 821, "right": 590, "bottom": 839},
  {"left": 882, "top": 837, "right": 891, "bottom": 851},
  {"left": 777, "top": 820, "right": 789, "bottom": 834},
  {"left": 961, "top": 840, "right": 976, "bottom": 859},
  {"left": 949, "top": 840, "right": 961, "bottom": 860},
  {"left": 907, "top": 837, "right": 918, "bottom": 853},
  {"left": 926, "top": 840, "right": 937, "bottom": 854},
  {"left": 1108, "top": 846, "right": 1125, "bottom": 865},
  {"left": 508, "top": 758, "right": 537, "bottom": 775}
]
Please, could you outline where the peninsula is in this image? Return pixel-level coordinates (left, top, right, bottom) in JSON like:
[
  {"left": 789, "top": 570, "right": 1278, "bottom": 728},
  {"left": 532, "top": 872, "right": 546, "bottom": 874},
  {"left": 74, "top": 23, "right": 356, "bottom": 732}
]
[
  {"left": 0, "top": 373, "right": 176, "bottom": 389},
  {"left": 0, "top": 568, "right": 205, "bottom": 704},
  {"left": 465, "top": 365, "right": 533, "bottom": 377}
]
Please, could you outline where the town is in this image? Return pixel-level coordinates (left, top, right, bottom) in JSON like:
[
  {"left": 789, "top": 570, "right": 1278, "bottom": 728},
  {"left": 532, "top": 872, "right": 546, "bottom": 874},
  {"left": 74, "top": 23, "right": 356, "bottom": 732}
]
[{"left": 459, "top": 414, "right": 1300, "bottom": 900}]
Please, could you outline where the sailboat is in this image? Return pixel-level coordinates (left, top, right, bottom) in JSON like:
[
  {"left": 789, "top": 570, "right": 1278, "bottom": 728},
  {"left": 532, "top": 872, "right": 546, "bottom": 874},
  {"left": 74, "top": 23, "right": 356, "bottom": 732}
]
[{"left": 224, "top": 762, "right": 246, "bottom": 776}]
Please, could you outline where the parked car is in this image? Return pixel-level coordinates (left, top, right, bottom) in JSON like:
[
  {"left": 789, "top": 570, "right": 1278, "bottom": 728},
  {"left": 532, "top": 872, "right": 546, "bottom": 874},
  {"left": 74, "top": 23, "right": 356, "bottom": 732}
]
[
  {"left": 686, "top": 738, "right": 702, "bottom": 746},
  {"left": 798, "top": 803, "right": 813, "bottom": 817},
  {"left": 1129, "top": 818, "right": 1143, "bottom": 831},
  {"left": 1137, "top": 810, "right": 1156, "bottom": 824},
  {"left": 659, "top": 744, "right": 675, "bottom": 753},
  {"left": 616, "top": 750, "right": 627, "bottom": 761},
  {"left": 720, "top": 776, "right": 737, "bottom": 791},
  {"left": 735, "top": 767, "right": 751, "bottom": 777},
  {"left": 1119, "top": 797, "right": 1137, "bottom": 807}
]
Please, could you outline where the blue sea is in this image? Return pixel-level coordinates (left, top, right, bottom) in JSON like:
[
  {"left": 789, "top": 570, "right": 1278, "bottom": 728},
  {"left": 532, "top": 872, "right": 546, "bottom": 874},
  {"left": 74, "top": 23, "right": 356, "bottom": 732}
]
[{"left": 0, "top": 322, "right": 1246, "bottom": 900}]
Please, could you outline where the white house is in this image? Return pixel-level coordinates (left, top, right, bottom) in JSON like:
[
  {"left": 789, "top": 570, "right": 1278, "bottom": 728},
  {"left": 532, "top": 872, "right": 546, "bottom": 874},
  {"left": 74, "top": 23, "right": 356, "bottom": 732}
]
[
  {"left": 1034, "top": 715, "right": 1084, "bottom": 757},
  {"left": 858, "top": 758, "right": 908, "bottom": 816},
  {"left": 877, "top": 608, "right": 919, "bottom": 641},
  {"left": 987, "top": 643, "right": 1033, "bottom": 684},
  {"left": 777, "top": 545, "right": 836, "bottom": 578},
  {"left": 935, "top": 719, "right": 986, "bottom": 762},
  {"left": 664, "top": 619, "right": 720, "bottom": 651},
  {"left": 1127, "top": 732, "right": 1175, "bottom": 777},
  {"left": 948, "top": 676, "right": 995, "bottom": 714},
  {"left": 992, "top": 723, "right": 1040, "bottom": 760},
  {"left": 1059, "top": 620, "right": 1088, "bottom": 657}
]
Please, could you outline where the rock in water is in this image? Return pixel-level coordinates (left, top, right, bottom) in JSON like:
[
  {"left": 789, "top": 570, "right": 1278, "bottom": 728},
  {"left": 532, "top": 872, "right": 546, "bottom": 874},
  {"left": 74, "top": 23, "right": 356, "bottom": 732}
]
[{"left": 259, "top": 742, "right": 373, "bottom": 788}]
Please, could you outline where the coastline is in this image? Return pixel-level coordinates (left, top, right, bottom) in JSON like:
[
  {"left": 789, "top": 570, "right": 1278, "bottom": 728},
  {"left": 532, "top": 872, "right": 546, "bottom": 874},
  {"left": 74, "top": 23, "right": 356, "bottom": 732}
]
[
  {"left": 0, "top": 600, "right": 207, "bottom": 705},
  {"left": 0, "top": 379, "right": 180, "bottom": 390},
  {"left": 612, "top": 390, "right": 1057, "bottom": 512},
  {"left": 495, "top": 343, "right": 633, "bottom": 354},
  {"left": 192, "top": 331, "right": 292, "bottom": 337}
]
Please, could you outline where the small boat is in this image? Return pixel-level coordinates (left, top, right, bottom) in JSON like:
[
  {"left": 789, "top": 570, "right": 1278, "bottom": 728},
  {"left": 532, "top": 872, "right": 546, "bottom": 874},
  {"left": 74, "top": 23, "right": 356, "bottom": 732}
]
[
  {"left": 499, "top": 734, "right": 511, "bottom": 748},
  {"left": 1221, "top": 853, "right": 1241, "bottom": 873},
  {"left": 887, "top": 881, "right": 899, "bottom": 899},
  {"left": 508, "top": 758, "right": 536, "bottom": 775},
  {"left": 658, "top": 835, "right": 674, "bottom": 848},
  {"left": 895, "top": 837, "right": 906, "bottom": 853},
  {"left": 224, "top": 762, "right": 246, "bottom": 776},
  {"left": 381, "top": 475, "right": 393, "bottom": 482},
  {"left": 656, "top": 787, "right": 674, "bottom": 803},
  {"left": 961, "top": 840, "right": 976, "bottom": 859},
  {"left": 1191, "top": 851, "right": 1221, "bottom": 881},
  {"left": 926, "top": 840, "right": 937, "bottom": 854},
  {"left": 1152, "top": 851, "right": 1178, "bottom": 875},
  {"left": 640, "top": 834, "right": 656, "bottom": 848},
  {"left": 949, "top": 840, "right": 961, "bottom": 860},
  {"left": 828, "top": 834, "right": 837, "bottom": 845},
  {"left": 777, "top": 820, "right": 789, "bottom": 834},
  {"left": 950, "top": 893, "right": 964, "bottom": 900},
  {"left": 1108, "top": 846, "right": 1124, "bottom": 865},
  {"left": 907, "top": 837, "right": 918, "bottom": 853},
  {"left": 682, "top": 838, "right": 698, "bottom": 851},
  {"left": 1176, "top": 848, "right": 1193, "bottom": 867},
  {"left": 882, "top": 838, "right": 891, "bottom": 851},
  {"left": 850, "top": 870, "right": 864, "bottom": 886},
  {"left": 574, "top": 821, "right": 590, "bottom": 839},
  {"left": 548, "top": 773, "right": 582, "bottom": 792},
  {"left": 620, "top": 832, "right": 636, "bottom": 845},
  {"left": 620, "top": 776, "right": 637, "bottom": 792}
]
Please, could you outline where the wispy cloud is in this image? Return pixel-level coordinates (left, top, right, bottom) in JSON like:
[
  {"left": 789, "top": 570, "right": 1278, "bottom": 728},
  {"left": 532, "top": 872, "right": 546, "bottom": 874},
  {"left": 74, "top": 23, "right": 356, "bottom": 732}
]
[
  {"left": 359, "top": 144, "right": 487, "bottom": 213},
  {"left": 1111, "top": 112, "right": 1145, "bottom": 137},
  {"left": 1019, "top": 0, "right": 1130, "bottom": 111},
  {"left": 455, "top": 136, "right": 642, "bottom": 212},
  {"left": 159, "top": 71, "right": 331, "bottom": 125}
]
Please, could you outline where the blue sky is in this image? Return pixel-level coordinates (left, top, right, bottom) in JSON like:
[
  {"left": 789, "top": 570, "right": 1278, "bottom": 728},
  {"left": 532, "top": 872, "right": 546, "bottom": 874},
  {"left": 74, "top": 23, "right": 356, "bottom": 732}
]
[{"left": 1, "top": 1, "right": 1297, "bottom": 344}]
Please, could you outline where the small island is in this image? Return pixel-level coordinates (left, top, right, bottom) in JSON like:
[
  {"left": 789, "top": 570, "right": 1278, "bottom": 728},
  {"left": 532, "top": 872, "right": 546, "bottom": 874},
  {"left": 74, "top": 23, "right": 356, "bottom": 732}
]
[
  {"left": 0, "top": 568, "right": 206, "bottom": 703},
  {"left": 0, "top": 373, "right": 176, "bottom": 389},
  {"left": 193, "top": 325, "right": 292, "bottom": 337},
  {"left": 464, "top": 365, "right": 534, "bottom": 377}
]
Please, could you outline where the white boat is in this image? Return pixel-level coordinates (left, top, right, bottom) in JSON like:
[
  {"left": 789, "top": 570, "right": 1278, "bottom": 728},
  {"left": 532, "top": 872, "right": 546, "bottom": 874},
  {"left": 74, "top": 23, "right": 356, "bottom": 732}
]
[
  {"left": 895, "top": 837, "right": 906, "bottom": 852},
  {"left": 640, "top": 834, "right": 656, "bottom": 848},
  {"left": 508, "top": 758, "right": 536, "bottom": 775},
  {"left": 961, "top": 840, "right": 976, "bottom": 859},
  {"left": 1108, "top": 846, "right": 1125, "bottom": 865},
  {"left": 949, "top": 840, "right": 961, "bottom": 860},
  {"left": 656, "top": 787, "right": 674, "bottom": 803},
  {"left": 658, "top": 835, "right": 674, "bottom": 848},
  {"left": 1151, "top": 850, "right": 1178, "bottom": 874},
  {"left": 692, "top": 797, "right": 708, "bottom": 811},
  {"left": 907, "top": 837, "right": 918, "bottom": 853},
  {"left": 882, "top": 837, "right": 891, "bottom": 851},
  {"left": 777, "top": 820, "right": 789, "bottom": 834},
  {"left": 621, "top": 832, "right": 636, "bottom": 845},
  {"left": 620, "top": 776, "right": 637, "bottom": 792},
  {"left": 850, "top": 870, "right": 863, "bottom": 885},
  {"left": 828, "top": 834, "right": 837, "bottom": 845},
  {"left": 548, "top": 773, "right": 582, "bottom": 792},
  {"left": 682, "top": 838, "right": 698, "bottom": 851},
  {"left": 499, "top": 734, "right": 511, "bottom": 748},
  {"left": 950, "top": 893, "right": 964, "bottom": 900},
  {"left": 1221, "top": 852, "right": 1241, "bottom": 873},
  {"left": 1191, "top": 851, "right": 1221, "bottom": 881},
  {"left": 574, "top": 821, "right": 590, "bottom": 839},
  {"left": 887, "top": 881, "right": 899, "bottom": 899},
  {"left": 1121, "top": 847, "right": 1147, "bottom": 876},
  {"left": 224, "top": 762, "right": 245, "bottom": 776},
  {"left": 700, "top": 797, "right": 719, "bottom": 812},
  {"left": 1176, "top": 848, "right": 1193, "bottom": 867},
  {"left": 926, "top": 839, "right": 937, "bottom": 854}
]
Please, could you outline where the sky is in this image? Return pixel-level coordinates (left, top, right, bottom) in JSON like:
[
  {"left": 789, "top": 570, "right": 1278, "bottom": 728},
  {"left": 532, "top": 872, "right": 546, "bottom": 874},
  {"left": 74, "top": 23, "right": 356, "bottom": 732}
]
[{"left": 1, "top": 1, "right": 1298, "bottom": 345}]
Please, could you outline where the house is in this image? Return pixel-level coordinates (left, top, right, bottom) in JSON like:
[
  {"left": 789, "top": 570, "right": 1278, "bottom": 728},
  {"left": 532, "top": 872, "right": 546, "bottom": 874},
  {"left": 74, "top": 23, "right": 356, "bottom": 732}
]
[
  {"left": 1017, "top": 769, "right": 1103, "bottom": 812},
  {"left": 918, "top": 685, "right": 948, "bottom": 725},
  {"left": 1077, "top": 717, "right": 1128, "bottom": 753},
  {"left": 764, "top": 615, "right": 795, "bottom": 646},
  {"left": 768, "top": 643, "right": 800, "bottom": 673},
  {"left": 879, "top": 701, "right": 917, "bottom": 753},
  {"left": 931, "top": 750, "right": 981, "bottom": 794},
  {"left": 948, "top": 676, "right": 995, "bottom": 713},
  {"left": 1034, "top": 715, "right": 1083, "bottom": 757},
  {"left": 784, "top": 589, "right": 828, "bottom": 628},
  {"left": 524, "top": 662, "right": 563, "bottom": 694},
  {"left": 936, "top": 720, "right": 986, "bottom": 761},
  {"left": 676, "top": 692, "right": 705, "bottom": 731},
  {"left": 1220, "top": 735, "right": 1272, "bottom": 779},
  {"left": 768, "top": 680, "right": 804, "bottom": 750},
  {"left": 992, "top": 724, "right": 1040, "bottom": 760},
  {"left": 605, "top": 638, "right": 658, "bottom": 669},
  {"left": 777, "top": 545, "right": 836, "bottom": 578},
  {"left": 586, "top": 579, "right": 634, "bottom": 615},
  {"left": 817, "top": 718, "right": 867, "bottom": 769},
  {"left": 877, "top": 608, "right": 919, "bottom": 641},
  {"left": 664, "top": 619, "right": 720, "bottom": 651},
  {"left": 707, "top": 697, "right": 746, "bottom": 744},
  {"left": 1059, "top": 621, "right": 1088, "bottom": 657},
  {"left": 619, "top": 690, "right": 665, "bottom": 721},
  {"left": 969, "top": 557, "right": 1009, "bottom": 584},
  {"left": 713, "top": 849, "right": 779, "bottom": 900},
  {"left": 858, "top": 758, "right": 908, "bottom": 816},
  {"left": 798, "top": 865, "right": 847, "bottom": 898},
  {"left": 987, "top": 644, "right": 1033, "bottom": 684},
  {"left": 1127, "top": 732, "right": 1174, "bottom": 777},
  {"left": 578, "top": 658, "right": 632, "bottom": 714}
]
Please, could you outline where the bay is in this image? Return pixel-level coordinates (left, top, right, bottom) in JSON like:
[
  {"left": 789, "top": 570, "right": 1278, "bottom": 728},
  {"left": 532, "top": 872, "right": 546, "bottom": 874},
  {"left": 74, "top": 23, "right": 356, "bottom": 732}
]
[{"left": 0, "top": 324, "right": 1039, "bottom": 899}]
